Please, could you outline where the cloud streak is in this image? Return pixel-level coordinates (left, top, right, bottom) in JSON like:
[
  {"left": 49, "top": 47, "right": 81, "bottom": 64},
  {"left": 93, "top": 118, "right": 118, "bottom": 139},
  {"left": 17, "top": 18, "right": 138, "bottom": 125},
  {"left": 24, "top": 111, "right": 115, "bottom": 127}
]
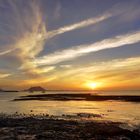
[
  {"left": 47, "top": 13, "right": 112, "bottom": 39},
  {"left": 0, "top": 48, "right": 15, "bottom": 56},
  {"left": 35, "top": 31, "right": 140, "bottom": 66},
  {"left": 0, "top": 73, "right": 11, "bottom": 78}
]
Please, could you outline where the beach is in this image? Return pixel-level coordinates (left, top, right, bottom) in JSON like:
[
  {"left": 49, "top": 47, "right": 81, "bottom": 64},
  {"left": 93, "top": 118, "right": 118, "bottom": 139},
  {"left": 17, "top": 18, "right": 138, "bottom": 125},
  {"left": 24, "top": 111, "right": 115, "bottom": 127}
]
[{"left": 0, "top": 113, "right": 140, "bottom": 140}]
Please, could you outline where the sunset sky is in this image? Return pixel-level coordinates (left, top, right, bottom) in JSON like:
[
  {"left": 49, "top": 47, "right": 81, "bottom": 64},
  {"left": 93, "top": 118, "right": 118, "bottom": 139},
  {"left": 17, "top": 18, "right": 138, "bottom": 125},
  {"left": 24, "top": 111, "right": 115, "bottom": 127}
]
[{"left": 0, "top": 0, "right": 140, "bottom": 90}]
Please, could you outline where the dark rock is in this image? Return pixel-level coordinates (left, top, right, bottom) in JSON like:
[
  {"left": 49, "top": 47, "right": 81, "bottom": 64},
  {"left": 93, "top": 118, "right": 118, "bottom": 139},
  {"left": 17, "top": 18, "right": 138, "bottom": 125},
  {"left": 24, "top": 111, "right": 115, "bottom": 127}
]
[{"left": 0, "top": 117, "right": 139, "bottom": 139}]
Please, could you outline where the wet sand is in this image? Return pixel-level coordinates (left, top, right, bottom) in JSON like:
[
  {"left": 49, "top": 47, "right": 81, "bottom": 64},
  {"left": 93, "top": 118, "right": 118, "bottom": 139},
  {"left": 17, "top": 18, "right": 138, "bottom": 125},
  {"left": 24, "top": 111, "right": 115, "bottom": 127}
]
[
  {"left": 0, "top": 113, "right": 140, "bottom": 140},
  {"left": 14, "top": 93, "right": 140, "bottom": 102}
]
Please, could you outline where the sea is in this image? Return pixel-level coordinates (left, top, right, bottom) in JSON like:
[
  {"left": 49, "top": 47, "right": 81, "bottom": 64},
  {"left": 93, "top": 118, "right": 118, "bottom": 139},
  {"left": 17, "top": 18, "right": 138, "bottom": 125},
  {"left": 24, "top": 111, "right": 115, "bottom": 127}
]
[{"left": 0, "top": 90, "right": 140, "bottom": 127}]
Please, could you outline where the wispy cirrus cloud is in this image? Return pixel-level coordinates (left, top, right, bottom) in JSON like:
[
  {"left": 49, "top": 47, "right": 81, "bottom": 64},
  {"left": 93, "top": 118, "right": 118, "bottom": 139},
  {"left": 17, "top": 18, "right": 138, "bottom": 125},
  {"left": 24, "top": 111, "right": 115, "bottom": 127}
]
[
  {"left": 0, "top": 12, "right": 111, "bottom": 58},
  {"left": 29, "top": 66, "right": 55, "bottom": 74},
  {"left": 47, "top": 13, "right": 112, "bottom": 39},
  {"left": 0, "top": 0, "right": 139, "bottom": 80},
  {"left": 0, "top": 0, "right": 47, "bottom": 76},
  {"left": 0, "top": 73, "right": 11, "bottom": 78},
  {"left": 0, "top": 48, "right": 15, "bottom": 56},
  {"left": 45, "top": 56, "right": 140, "bottom": 89},
  {"left": 0, "top": 0, "right": 140, "bottom": 89},
  {"left": 35, "top": 31, "right": 140, "bottom": 66},
  {"left": 0, "top": 12, "right": 111, "bottom": 61},
  {"left": 0, "top": 1, "right": 112, "bottom": 77},
  {"left": 64, "top": 57, "right": 140, "bottom": 76}
]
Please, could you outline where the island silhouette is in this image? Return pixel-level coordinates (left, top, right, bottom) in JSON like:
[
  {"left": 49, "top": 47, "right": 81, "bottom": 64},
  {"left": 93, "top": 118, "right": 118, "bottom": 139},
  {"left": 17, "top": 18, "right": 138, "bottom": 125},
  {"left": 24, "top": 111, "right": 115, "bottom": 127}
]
[{"left": 26, "top": 86, "right": 46, "bottom": 93}]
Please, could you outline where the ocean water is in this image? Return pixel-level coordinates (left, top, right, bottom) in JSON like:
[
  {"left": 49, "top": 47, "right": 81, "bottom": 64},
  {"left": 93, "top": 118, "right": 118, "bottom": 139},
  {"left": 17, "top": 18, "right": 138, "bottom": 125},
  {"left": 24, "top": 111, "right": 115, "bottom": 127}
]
[{"left": 0, "top": 90, "right": 140, "bottom": 126}]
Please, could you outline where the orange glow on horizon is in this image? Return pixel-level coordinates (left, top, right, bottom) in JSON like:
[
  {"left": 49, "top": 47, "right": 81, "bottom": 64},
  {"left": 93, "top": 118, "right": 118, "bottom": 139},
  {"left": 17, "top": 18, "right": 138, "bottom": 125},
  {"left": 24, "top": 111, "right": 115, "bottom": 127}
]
[{"left": 84, "top": 81, "right": 102, "bottom": 90}]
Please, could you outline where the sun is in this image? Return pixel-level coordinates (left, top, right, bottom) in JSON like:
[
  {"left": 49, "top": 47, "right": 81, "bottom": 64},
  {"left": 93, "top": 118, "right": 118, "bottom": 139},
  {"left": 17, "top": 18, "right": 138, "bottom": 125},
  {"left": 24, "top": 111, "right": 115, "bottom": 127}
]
[{"left": 85, "top": 82, "right": 98, "bottom": 90}]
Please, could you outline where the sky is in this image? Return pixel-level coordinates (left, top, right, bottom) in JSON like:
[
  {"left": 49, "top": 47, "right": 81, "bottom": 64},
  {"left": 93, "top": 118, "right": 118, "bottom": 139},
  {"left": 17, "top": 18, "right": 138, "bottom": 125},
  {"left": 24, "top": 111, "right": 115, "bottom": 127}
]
[{"left": 0, "top": 0, "right": 140, "bottom": 90}]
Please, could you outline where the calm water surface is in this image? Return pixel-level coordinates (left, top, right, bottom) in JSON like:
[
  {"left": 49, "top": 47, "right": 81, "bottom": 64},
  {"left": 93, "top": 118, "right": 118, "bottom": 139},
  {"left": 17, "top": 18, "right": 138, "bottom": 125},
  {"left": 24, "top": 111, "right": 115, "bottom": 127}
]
[{"left": 0, "top": 90, "right": 140, "bottom": 126}]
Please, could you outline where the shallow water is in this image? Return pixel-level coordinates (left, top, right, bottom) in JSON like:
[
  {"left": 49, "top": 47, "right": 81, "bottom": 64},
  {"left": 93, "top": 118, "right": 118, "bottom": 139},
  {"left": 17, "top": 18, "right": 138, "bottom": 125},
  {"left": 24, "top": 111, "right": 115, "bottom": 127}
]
[{"left": 0, "top": 90, "right": 140, "bottom": 126}]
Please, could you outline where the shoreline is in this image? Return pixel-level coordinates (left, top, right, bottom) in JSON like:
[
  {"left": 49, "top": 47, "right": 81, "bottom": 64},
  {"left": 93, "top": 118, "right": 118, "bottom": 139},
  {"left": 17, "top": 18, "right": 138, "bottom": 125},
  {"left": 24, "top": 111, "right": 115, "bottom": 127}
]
[
  {"left": 0, "top": 113, "right": 140, "bottom": 139},
  {"left": 14, "top": 93, "right": 140, "bottom": 102}
]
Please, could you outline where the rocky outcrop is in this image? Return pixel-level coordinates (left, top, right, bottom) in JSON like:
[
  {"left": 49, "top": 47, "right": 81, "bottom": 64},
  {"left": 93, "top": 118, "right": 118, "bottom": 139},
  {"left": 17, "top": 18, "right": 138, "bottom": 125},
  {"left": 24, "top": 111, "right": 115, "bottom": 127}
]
[{"left": 0, "top": 117, "right": 139, "bottom": 140}]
